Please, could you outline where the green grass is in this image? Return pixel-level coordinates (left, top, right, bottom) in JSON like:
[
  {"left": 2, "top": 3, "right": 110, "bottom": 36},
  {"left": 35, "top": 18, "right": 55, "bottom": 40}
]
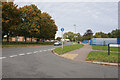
[
  {"left": 86, "top": 51, "right": 119, "bottom": 63},
  {"left": 2, "top": 41, "right": 54, "bottom": 48},
  {"left": 92, "top": 45, "right": 118, "bottom": 51},
  {"left": 53, "top": 44, "right": 84, "bottom": 55}
]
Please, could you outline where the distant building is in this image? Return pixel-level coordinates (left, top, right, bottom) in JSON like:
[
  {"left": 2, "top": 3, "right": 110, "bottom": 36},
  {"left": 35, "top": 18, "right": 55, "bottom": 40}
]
[
  {"left": 61, "top": 39, "right": 70, "bottom": 42},
  {"left": 90, "top": 38, "right": 120, "bottom": 46},
  {"left": 3, "top": 36, "right": 37, "bottom": 42}
]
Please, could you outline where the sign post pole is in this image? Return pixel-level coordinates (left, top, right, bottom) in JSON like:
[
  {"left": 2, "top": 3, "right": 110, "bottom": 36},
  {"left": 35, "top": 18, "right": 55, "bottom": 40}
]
[
  {"left": 62, "top": 31, "right": 63, "bottom": 49},
  {"left": 61, "top": 28, "right": 64, "bottom": 54},
  {"left": 108, "top": 44, "right": 110, "bottom": 55}
]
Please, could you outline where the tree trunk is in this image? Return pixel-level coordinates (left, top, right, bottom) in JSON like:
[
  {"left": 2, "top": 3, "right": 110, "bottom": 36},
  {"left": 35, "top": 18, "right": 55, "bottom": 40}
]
[
  {"left": 36, "top": 38, "right": 40, "bottom": 43},
  {"left": 24, "top": 36, "right": 27, "bottom": 43},
  {"left": 7, "top": 34, "right": 9, "bottom": 42},
  {"left": 2, "top": 34, "right": 4, "bottom": 42},
  {"left": 31, "top": 37, "right": 32, "bottom": 42}
]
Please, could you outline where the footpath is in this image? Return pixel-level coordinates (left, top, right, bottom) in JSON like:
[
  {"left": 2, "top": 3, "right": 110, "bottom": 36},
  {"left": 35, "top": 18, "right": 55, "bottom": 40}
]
[
  {"left": 61, "top": 43, "right": 92, "bottom": 61},
  {"left": 60, "top": 43, "right": 119, "bottom": 66}
]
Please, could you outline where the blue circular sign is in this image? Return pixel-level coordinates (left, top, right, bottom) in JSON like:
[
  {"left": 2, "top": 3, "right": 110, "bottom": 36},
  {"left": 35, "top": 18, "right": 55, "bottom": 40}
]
[{"left": 61, "top": 28, "right": 64, "bottom": 32}]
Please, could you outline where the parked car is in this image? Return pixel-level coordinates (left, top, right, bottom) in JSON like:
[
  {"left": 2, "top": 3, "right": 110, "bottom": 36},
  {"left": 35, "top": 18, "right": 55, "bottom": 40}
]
[{"left": 54, "top": 41, "right": 62, "bottom": 46}]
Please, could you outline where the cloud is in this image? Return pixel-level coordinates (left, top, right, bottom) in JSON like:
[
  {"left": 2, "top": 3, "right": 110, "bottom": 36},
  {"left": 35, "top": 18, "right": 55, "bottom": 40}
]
[
  {"left": 14, "top": 0, "right": 119, "bottom": 2},
  {"left": 14, "top": 2, "right": 118, "bottom": 38}
]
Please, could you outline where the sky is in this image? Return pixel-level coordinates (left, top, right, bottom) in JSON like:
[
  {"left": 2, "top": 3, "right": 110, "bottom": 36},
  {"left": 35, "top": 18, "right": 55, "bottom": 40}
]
[{"left": 14, "top": 1, "right": 118, "bottom": 38}]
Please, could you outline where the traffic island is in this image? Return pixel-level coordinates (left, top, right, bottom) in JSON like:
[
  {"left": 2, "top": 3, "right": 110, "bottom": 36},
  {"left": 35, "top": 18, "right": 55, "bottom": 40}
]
[
  {"left": 52, "top": 44, "right": 84, "bottom": 60},
  {"left": 86, "top": 51, "right": 119, "bottom": 66},
  {"left": 53, "top": 44, "right": 84, "bottom": 55}
]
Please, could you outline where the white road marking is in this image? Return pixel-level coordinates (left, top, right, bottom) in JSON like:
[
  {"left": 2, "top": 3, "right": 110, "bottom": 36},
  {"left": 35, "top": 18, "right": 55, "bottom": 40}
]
[
  {"left": 26, "top": 52, "right": 32, "bottom": 54},
  {"left": 19, "top": 53, "right": 25, "bottom": 56},
  {"left": 33, "top": 51, "right": 38, "bottom": 53},
  {"left": 39, "top": 51, "right": 42, "bottom": 52},
  {"left": 10, "top": 55, "right": 17, "bottom": 58},
  {"left": 43, "top": 50, "right": 47, "bottom": 51},
  {"left": 0, "top": 57, "right": 6, "bottom": 59}
]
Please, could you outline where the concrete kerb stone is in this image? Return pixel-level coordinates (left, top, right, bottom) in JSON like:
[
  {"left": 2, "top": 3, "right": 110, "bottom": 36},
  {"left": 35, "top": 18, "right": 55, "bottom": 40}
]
[
  {"left": 85, "top": 61, "right": 119, "bottom": 66},
  {"left": 52, "top": 48, "right": 119, "bottom": 66}
]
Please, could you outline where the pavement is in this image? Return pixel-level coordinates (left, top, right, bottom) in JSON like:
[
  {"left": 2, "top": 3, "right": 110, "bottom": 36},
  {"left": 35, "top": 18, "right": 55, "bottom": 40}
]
[
  {"left": 1, "top": 42, "right": 118, "bottom": 78},
  {"left": 61, "top": 43, "right": 92, "bottom": 61}
]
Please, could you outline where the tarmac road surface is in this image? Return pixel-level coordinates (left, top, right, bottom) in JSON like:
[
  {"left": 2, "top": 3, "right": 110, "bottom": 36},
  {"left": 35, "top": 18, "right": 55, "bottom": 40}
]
[{"left": 2, "top": 42, "right": 118, "bottom": 78}]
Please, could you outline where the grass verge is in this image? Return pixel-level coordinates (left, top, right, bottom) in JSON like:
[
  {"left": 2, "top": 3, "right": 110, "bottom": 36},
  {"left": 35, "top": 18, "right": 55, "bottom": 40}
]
[
  {"left": 53, "top": 44, "right": 84, "bottom": 55},
  {"left": 2, "top": 41, "right": 54, "bottom": 48},
  {"left": 92, "top": 45, "right": 118, "bottom": 51},
  {"left": 86, "top": 51, "right": 119, "bottom": 63}
]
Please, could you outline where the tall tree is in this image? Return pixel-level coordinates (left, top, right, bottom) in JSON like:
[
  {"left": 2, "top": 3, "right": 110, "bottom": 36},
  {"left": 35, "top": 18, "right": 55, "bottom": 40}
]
[
  {"left": 94, "top": 32, "right": 108, "bottom": 38},
  {"left": 2, "top": 2, "right": 21, "bottom": 42},
  {"left": 56, "top": 37, "right": 61, "bottom": 41},
  {"left": 109, "top": 29, "right": 120, "bottom": 38},
  {"left": 38, "top": 12, "right": 57, "bottom": 40},
  {"left": 83, "top": 29, "right": 93, "bottom": 40},
  {"left": 63, "top": 32, "right": 75, "bottom": 41},
  {"left": 17, "top": 4, "right": 41, "bottom": 42}
]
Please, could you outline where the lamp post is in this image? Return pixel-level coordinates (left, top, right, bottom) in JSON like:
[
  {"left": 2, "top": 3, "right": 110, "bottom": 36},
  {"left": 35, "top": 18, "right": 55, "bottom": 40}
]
[{"left": 74, "top": 24, "right": 76, "bottom": 42}]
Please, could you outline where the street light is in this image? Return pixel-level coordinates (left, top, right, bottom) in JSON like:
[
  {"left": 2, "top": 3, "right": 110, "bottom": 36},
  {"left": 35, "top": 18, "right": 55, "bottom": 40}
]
[{"left": 74, "top": 24, "right": 76, "bottom": 42}]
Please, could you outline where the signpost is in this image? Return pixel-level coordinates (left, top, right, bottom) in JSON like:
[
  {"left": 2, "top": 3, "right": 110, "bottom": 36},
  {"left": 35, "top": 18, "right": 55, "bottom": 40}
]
[
  {"left": 108, "top": 43, "right": 120, "bottom": 55},
  {"left": 61, "top": 28, "right": 64, "bottom": 52}
]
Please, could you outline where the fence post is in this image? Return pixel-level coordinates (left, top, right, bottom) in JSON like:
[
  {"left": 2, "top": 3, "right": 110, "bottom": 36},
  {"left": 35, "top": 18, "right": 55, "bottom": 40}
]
[{"left": 108, "top": 44, "right": 110, "bottom": 55}]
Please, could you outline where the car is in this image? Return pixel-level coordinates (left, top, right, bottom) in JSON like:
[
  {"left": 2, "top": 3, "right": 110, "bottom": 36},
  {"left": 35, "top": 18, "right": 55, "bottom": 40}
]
[{"left": 54, "top": 41, "right": 62, "bottom": 46}]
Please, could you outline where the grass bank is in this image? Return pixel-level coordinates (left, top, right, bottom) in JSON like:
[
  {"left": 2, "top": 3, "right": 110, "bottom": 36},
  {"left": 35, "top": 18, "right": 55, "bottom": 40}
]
[
  {"left": 86, "top": 51, "right": 119, "bottom": 63},
  {"left": 2, "top": 41, "right": 54, "bottom": 48},
  {"left": 53, "top": 44, "right": 84, "bottom": 55},
  {"left": 92, "top": 45, "right": 118, "bottom": 51}
]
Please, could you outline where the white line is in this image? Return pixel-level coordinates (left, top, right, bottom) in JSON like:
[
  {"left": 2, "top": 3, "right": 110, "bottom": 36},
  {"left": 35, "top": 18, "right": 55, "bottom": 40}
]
[
  {"left": 48, "top": 49, "right": 51, "bottom": 51},
  {"left": 26, "top": 52, "right": 32, "bottom": 54},
  {"left": 0, "top": 57, "right": 6, "bottom": 59},
  {"left": 10, "top": 55, "right": 17, "bottom": 58},
  {"left": 33, "top": 51, "right": 38, "bottom": 53},
  {"left": 43, "top": 50, "right": 47, "bottom": 51},
  {"left": 19, "top": 53, "right": 25, "bottom": 56},
  {"left": 39, "top": 51, "right": 42, "bottom": 52}
]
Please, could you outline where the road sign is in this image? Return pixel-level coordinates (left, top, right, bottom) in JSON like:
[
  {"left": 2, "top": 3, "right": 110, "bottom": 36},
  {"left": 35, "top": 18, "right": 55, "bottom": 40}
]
[
  {"left": 61, "top": 28, "right": 64, "bottom": 32},
  {"left": 108, "top": 43, "right": 120, "bottom": 55}
]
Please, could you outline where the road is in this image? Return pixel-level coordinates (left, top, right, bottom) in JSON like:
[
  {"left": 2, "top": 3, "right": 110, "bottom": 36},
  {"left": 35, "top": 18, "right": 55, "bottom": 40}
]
[{"left": 2, "top": 42, "right": 118, "bottom": 78}]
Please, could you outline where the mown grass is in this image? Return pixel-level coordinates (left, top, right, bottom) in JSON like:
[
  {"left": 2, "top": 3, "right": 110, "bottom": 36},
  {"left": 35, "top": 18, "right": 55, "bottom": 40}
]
[
  {"left": 2, "top": 41, "right": 54, "bottom": 48},
  {"left": 86, "top": 51, "right": 119, "bottom": 63},
  {"left": 53, "top": 44, "right": 84, "bottom": 55},
  {"left": 92, "top": 45, "right": 118, "bottom": 51}
]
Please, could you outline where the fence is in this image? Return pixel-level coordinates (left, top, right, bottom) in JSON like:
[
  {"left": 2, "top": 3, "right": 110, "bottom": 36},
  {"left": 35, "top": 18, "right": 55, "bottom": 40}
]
[
  {"left": 90, "top": 38, "right": 119, "bottom": 46},
  {"left": 81, "top": 40, "right": 88, "bottom": 43}
]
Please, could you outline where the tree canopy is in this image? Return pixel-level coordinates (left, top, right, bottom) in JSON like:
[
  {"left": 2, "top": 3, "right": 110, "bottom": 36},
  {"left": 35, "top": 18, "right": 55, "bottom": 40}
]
[{"left": 2, "top": 2, "right": 58, "bottom": 42}]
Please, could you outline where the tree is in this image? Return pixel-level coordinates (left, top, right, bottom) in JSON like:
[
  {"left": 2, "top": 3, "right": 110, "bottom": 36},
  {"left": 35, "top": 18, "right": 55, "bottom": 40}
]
[
  {"left": 2, "top": 3, "right": 58, "bottom": 42},
  {"left": 76, "top": 33, "right": 82, "bottom": 41},
  {"left": 56, "top": 37, "right": 61, "bottom": 41},
  {"left": 83, "top": 29, "right": 93, "bottom": 40},
  {"left": 63, "top": 32, "right": 75, "bottom": 41},
  {"left": 39, "top": 12, "right": 58, "bottom": 40},
  {"left": 2, "top": 2, "right": 21, "bottom": 42},
  {"left": 109, "top": 29, "right": 120, "bottom": 38},
  {"left": 17, "top": 4, "right": 42, "bottom": 42},
  {"left": 94, "top": 32, "right": 108, "bottom": 38}
]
